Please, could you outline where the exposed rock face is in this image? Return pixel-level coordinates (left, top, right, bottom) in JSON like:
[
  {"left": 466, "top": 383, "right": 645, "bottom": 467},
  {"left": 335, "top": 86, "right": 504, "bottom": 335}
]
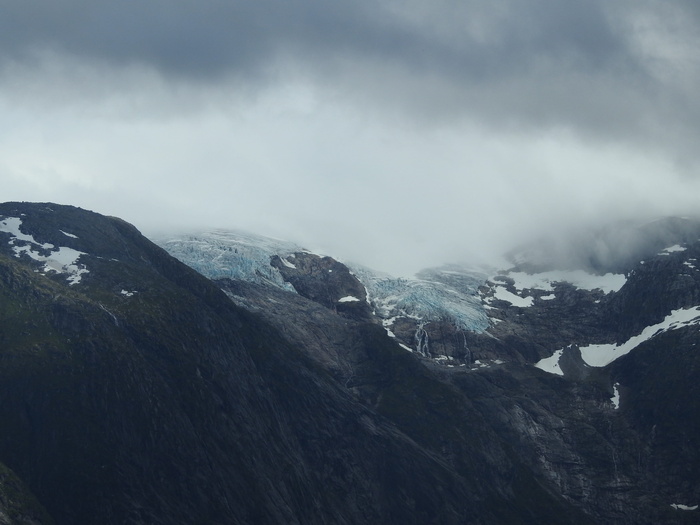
[
  {"left": 208, "top": 217, "right": 700, "bottom": 524},
  {"left": 0, "top": 203, "right": 482, "bottom": 524},
  {"left": 270, "top": 252, "right": 373, "bottom": 321},
  {"left": 0, "top": 462, "right": 53, "bottom": 525},
  {"left": 2, "top": 203, "right": 700, "bottom": 524}
]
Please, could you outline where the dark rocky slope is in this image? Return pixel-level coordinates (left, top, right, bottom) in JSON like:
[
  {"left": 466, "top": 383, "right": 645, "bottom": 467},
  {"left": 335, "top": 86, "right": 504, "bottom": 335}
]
[
  {"left": 2, "top": 203, "right": 699, "bottom": 524},
  {"left": 1, "top": 203, "right": 477, "bottom": 524},
  {"left": 205, "top": 217, "right": 700, "bottom": 524},
  {"left": 0, "top": 462, "right": 53, "bottom": 525}
]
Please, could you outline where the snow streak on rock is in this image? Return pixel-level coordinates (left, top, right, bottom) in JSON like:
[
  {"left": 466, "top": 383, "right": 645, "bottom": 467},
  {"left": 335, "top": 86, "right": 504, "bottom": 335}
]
[
  {"left": 578, "top": 307, "right": 700, "bottom": 367},
  {"left": 536, "top": 307, "right": 700, "bottom": 374},
  {"left": 670, "top": 504, "right": 698, "bottom": 511}
]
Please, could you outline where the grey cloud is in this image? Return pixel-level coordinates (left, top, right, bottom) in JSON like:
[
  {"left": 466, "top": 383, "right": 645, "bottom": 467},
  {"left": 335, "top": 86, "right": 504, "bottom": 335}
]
[
  {"left": 0, "top": 1, "right": 632, "bottom": 80},
  {"left": 1, "top": 1, "right": 400, "bottom": 78},
  {"left": 2, "top": 1, "right": 700, "bottom": 164}
]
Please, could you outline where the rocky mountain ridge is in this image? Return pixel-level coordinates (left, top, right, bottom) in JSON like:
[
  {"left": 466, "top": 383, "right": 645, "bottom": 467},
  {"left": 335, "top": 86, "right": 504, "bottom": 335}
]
[
  {"left": 1, "top": 202, "right": 698, "bottom": 524},
  {"left": 157, "top": 215, "right": 700, "bottom": 523}
]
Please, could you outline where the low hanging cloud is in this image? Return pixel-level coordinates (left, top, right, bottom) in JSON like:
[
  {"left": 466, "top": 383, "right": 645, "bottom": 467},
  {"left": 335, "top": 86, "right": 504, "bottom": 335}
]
[{"left": 1, "top": 1, "right": 699, "bottom": 274}]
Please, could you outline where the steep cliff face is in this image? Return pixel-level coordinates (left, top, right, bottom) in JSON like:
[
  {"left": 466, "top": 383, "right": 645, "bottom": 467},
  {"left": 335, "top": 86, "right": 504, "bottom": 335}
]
[
  {"left": 455, "top": 219, "right": 700, "bottom": 523},
  {"left": 0, "top": 462, "right": 53, "bottom": 525},
  {"left": 270, "top": 252, "right": 373, "bottom": 321}
]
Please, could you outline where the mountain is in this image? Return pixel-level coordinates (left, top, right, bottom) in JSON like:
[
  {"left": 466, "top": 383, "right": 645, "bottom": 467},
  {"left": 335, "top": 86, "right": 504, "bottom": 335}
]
[{"left": 1, "top": 202, "right": 699, "bottom": 524}]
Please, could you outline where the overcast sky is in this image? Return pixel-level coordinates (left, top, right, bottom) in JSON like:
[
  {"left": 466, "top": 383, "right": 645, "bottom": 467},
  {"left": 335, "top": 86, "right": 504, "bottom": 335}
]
[{"left": 2, "top": 1, "right": 700, "bottom": 275}]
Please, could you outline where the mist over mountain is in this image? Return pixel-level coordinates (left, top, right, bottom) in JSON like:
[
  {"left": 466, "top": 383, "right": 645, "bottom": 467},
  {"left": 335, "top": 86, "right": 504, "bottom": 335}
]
[
  {"left": 506, "top": 216, "right": 700, "bottom": 274},
  {"left": 1, "top": 202, "right": 699, "bottom": 524}
]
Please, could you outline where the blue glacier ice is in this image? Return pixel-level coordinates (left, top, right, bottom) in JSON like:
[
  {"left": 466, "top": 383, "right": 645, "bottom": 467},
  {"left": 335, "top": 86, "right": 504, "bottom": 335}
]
[
  {"left": 154, "top": 229, "right": 300, "bottom": 292},
  {"left": 153, "top": 230, "right": 491, "bottom": 333},
  {"left": 350, "top": 264, "right": 490, "bottom": 333}
]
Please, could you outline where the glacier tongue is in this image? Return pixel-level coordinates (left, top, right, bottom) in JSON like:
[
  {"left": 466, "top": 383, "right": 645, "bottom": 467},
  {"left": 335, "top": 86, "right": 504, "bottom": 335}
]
[
  {"left": 154, "top": 229, "right": 491, "bottom": 334},
  {"left": 350, "top": 264, "right": 490, "bottom": 333},
  {"left": 155, "top": 229, "right": 300, "bottom": 292}
]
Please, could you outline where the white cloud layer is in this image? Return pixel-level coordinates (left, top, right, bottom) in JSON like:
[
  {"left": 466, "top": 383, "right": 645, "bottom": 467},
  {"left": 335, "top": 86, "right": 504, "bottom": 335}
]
[{"left": 2, "top": 1, "right": 700, "bottom": 275}]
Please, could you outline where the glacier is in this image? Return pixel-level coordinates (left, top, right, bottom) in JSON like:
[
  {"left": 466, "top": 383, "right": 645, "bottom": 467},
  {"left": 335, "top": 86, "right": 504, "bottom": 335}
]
[
  {"left": 154, "top": 230, "right": 492, "bottom": 334},
  {"left": 155, "top": 229, "right": 300, "bottom": 292},
  {"left": 350, "top": 264, "right": 490, "bottom": 332}
]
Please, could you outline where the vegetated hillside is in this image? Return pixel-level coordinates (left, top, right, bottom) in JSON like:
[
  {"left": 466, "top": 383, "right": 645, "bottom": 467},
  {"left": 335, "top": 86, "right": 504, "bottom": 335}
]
[{"left": 1, "top": 202, "right": 699, "bottom": 524}]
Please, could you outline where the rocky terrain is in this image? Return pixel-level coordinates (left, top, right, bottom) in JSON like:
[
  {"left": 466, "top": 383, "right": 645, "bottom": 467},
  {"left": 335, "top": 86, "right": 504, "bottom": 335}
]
[{"left": 1, "top": 202, "right": 699, "bottom": 524}]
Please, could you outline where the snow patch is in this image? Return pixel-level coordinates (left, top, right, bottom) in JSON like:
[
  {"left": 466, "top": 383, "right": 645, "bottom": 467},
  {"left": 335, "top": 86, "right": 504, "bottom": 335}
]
[
  {"left": 1, "top": 217, "right": 53, "bottom": 248},
  {"left": 661, "top": 245, "right": 686, "bottom": 254},
  {"left": 60, "top": 230, "right": 79, "bottom": 239},
  {"left": 1, "top": 217, "right": 88, "bottom": 285},
  {"left": 535, "top": 349, "right": 564, "bottom": 375},
  {"left": 505, "top": 270, "right": 626, "bottom": 294},
  {"left": 472, "top": 359, "right": 505, "bottom": 369},
  {"left": 279, "top": 257, "right": 297, "bottom": 269},
  {"left": 579, "top": 307, "right": 700, "bottom": 367},
  {"left": 120, "top": 290, "right": 137, "bottom": 297},
  {"left": 540, "top": 294, "right": 556, "bottom": 301},
  {"left": 491, "top": 286, "right": 534, "bottom": 307},
  {"left": 611, "top": 383, "right": 620, "bottom": 409},
  {"left": 670, "top": 504, "right": 698, "bottom": 511},
  {"left": 384, "top": 326, "right": 414, "bottom": 352},
  {"left": 338, "top": 295, "right": 361, "bottom": 303}
]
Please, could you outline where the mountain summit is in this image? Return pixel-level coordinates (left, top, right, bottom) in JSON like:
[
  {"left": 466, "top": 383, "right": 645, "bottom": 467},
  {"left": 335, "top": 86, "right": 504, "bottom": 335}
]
[{"left": 1, "top": 202, "right": 699, "bottom": 524}]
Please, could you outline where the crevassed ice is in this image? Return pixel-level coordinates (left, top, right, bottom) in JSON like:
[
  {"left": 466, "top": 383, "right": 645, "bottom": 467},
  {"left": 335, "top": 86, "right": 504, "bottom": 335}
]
[
  {"left": 351, "top": 265, "right": 490, "bottom": 332},
  {"left": 155, "top": 230, "right": 300, "bottom": 292},
  {"left": 155, "top": 231, "right": 491, "bottom": 333}
]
